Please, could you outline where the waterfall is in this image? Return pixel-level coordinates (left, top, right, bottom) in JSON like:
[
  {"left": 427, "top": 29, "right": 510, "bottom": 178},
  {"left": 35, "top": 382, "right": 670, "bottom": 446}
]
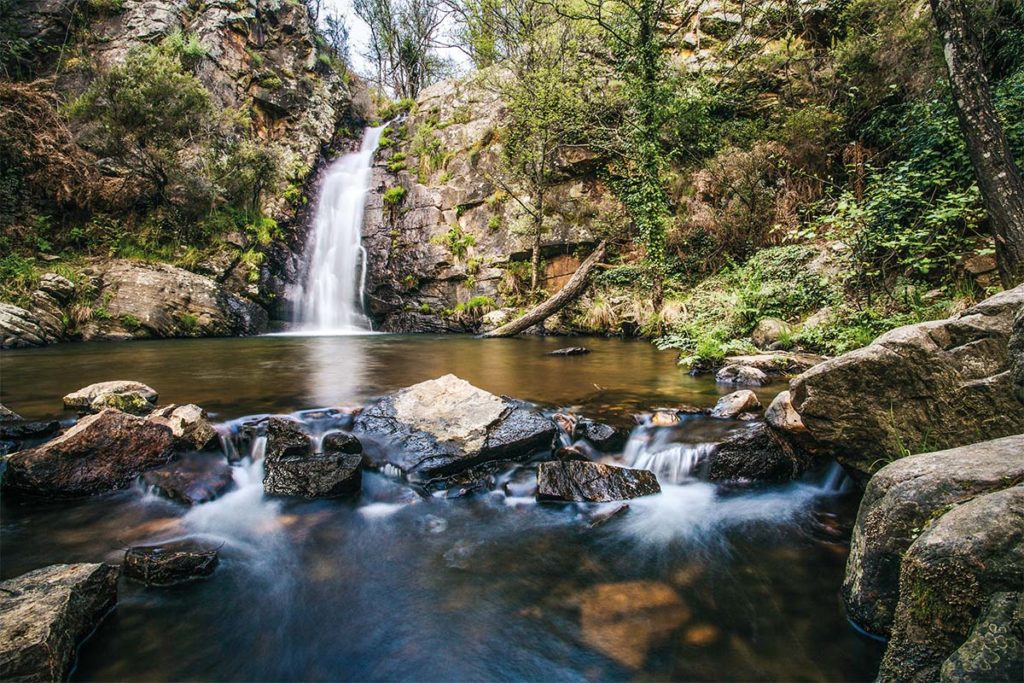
[{"left": 298, "top": 125, "right": 387, "bottom": 332}]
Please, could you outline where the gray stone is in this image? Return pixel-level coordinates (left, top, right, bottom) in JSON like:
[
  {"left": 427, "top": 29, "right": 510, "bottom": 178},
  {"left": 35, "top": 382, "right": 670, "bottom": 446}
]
[
  {"left": 715, "top": 364, "right": 769, "bottom": 386},
  {"left": 124, "top": 539, "right": 219, "bottom": 586},
  {"left": 147, "top": 404, "right": 217, "bottom": 450},
  {"left": 63, "top": 380, "right": 158, "bottom": 411},
  {"left": 707, "top": 423, "right": 809, "bottom": 482},
  {"left": 940, "top": 592, "right": 1023, "bottom": 683},
  {"left": 537, "top": 460, "right": 660, "bottom": 502},
  {"left": 843, "top": 434, "right": 1024, "bottom": 638},
  {"left": 880, "top": 485, "right": 1024, "bottom": 682},
  {"left": 0, "top": 563, "right": 119, "bottom": 683},
  {"left": 710, "top": 390, "right": 761, "bottom": 418},
  {"left": 751, "top": 318, "right": 791, "bottom": 349},
  {"left": 264, "top": 452, "right": 362, "bottom": 498},
  {"left": 353, "top": 375, "right": 556, "bottom": 481},
  {"left": 790, "top": 285, "right": 1024, "bottom": 480}
]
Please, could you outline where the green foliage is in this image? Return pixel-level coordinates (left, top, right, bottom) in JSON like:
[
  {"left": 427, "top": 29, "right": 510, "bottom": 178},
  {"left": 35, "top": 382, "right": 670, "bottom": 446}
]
[
  {"left": 377, "top": 97, "right": 415, "bottom": 122},
  {"left": 383, "top": 186, "right": 407, "bottom": 206},
  {"left": 0, "top": 254, "right": 39, "bottom": 306},
  {"left": 430, "top": 224, "right": 476, "bottom": 260}
]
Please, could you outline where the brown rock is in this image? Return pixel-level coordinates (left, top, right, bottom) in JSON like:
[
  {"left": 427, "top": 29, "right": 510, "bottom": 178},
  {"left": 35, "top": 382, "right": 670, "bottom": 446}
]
[{"left": 710, "top": 390, "right": 761, "bottom": 419}]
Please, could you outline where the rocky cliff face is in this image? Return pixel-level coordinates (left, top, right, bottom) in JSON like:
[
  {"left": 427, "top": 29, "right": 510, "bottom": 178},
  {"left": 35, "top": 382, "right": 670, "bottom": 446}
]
[{"left": 361, "top": 71, "right": 619, "bottom": 333}]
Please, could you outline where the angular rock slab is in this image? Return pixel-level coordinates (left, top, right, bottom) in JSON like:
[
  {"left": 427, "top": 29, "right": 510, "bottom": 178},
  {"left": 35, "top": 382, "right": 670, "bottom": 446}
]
[
  {"left": 141, "top": 455, "right": 235, "bottom": 505},
  {"left": 124, "top": 540, "right": 219, "bottom": 587},
  {"left": 3, "top": 409, "right": 175, "bottom": 496},
  {"left": 707, "top": 423, "right": 808, "bottom": 483},
  {"left": 790, "top": 285, "right": 1024, "bottom": 480},
  {"left": 264, "top": 452, "right": 362, "bottom": 499},
  {"left": 537, "top": 461, "right": 661, "bottom": 502},
  {"left": 147, "top": 404, "right": 217, "bottom": 451},
  {"left": 353, "top": 375, "right": 556, "bottom": 481},
  {"left": 715, "top": 364, "right": 769, "bottom": 387},
  {"left": 63, "top": 380, "right": 158, "bottom": 411},
  {"left": 843, "top": 434, "right": 1024, "bottom": 637},
  {"left": 710, "top": 390, "right": 761, "bottom": 419},
  {"left": 880, "top": 485, "right": 1024, "bottom": 682},
  {"left": 0, "top": 563, "right": 119, "bottom": 682}
]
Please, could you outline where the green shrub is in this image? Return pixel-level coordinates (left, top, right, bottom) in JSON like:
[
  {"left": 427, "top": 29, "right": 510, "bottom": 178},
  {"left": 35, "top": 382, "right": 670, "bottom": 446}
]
[
  {"left": 383, "top": 186, "right": 407, "bottom": 206},
  {"left": 430, "top": 225, "right": 476, "bottom": 260},
  {"left": 0, "top": 254, "right": 39, "bottom": 306}
]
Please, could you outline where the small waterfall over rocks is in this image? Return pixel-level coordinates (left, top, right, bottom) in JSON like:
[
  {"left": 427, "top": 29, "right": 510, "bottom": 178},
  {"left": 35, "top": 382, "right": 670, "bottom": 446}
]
[{"left": 297, "top": 125, "right": 387, "bottom": 332}]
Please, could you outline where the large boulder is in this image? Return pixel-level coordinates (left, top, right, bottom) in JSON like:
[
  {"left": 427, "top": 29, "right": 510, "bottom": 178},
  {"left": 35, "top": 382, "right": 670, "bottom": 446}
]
[
  {"left": 879, "top": 485, "right": 1024, "bottom": 682},
  {"left": 788, "top": 285, "right": 1024, "bottom": 480},
  {"left": 146, "top": 404, "right": 217, "bottom": 450},
  {"left": 715, "top": 364, "right": 769, "bottom": 386},
  {"left": 751, "top": 318, "right": 791, "bottom": 349},
  {"left": 0, "top": 563, "right": 120, "bottom": 682},
  {"left": 1011, "top": 304, "right": 1024, "bottom": 402},
  {"left": 842, "top": 434, "right": 1024, "bottom": 638},
  {"left": 80, "top": 261, "right": 268, "bottom": 340},
  {"left": 536, "top": 461, "right": 661, "bottom": 502},
  {"left": 123, "top": 539, "right": 219, "bottom": 587},
  {"left": 63, "top": 380, "right": 158, "bottom": 411},
  {"left": 939, "top": 591, "right": 1023, "bottom": 682},
  {"left": 3, "top": 409, "right": 175, "bottom": 496},
  {"left": 706, "top": 423, "right": 809, "bottom": 482},
  {"left": 353, "top": 375, "right": 556, "bottom": 481},
  {"left": 141, "top": 454, "right": 235, "bottom": 505}
]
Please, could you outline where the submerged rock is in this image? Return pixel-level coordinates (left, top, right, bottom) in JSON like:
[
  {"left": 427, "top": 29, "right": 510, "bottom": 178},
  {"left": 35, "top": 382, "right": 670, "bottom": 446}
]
[
  {"left": 0, "top": 563, "right": 119, "bottom": 682},
  {"left": 789, "top": 285, "right": 1024, "bottom": 480},
  {"left": 706, "top": 423, "right": 808, "bottom": 482},
  {"left": 843, "top": 434, "right": 1024, "bottom": 638},
  {"left": 141, "top": 454, "right": 235, "bottom": 505},
  {"left": 879, "top": 485, "right": 1024, "bottom": 682},
  {"left": 710, "top": 390, "right": 761, "bottom": 419},
  {"left": 715, "top": 364, "right": 769, "bottom": 387},
  {"left": 63, "top": 380, "right": 158, "bottom": 412},
  {"left": 548, "top": 347, "right": 591, "bottom": 356},
  {"left": 124, "top": 539, "right": 219, "bottom": 586},
  {"left": 353, "top": 375, "right": 555, "bottom": 482},
  {"left": 3, "top": 409, "right": 174, "bottom": 496},
  {"left": 537, "top": 461, "right": 660, "bottom": 502},
  {"left": 147, "top": 404, "right": 217, "bottom": 451}
]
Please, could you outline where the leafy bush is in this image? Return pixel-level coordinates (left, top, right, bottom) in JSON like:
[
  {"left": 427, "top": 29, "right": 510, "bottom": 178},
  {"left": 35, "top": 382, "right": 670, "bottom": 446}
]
[
  {"left": 383, "top": 186, "right": 407, "bottom": 206},
  {"left": 430, "top": 224, "right": 476, "bottom": 260}
]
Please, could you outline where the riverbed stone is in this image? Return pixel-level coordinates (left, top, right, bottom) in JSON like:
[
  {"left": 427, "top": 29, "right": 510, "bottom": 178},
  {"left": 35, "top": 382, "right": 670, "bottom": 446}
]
[
  {"left": 879, "top": 485, "right": 1024, "bottom": 682},
  {"left": 141, "top": 454, "right": 235, "bottom": 505},
  {"left": 722, "top": 352, "right": 825, "bottom": 375},
  {"left": 123, "top": 539, "right": 220, "bottom": 586},
  {"left": 577, "top": 419, "right": 628, "bottom": 452},
  {"left": 537, "top": 460, "right": 661, "bottom": 502},
  {"left": 264, "top": 417, "right": 313, "bottom": 461},
  {"left": 0, "top": 403, "right": 23, "bottom": 424},
  {"left": 843, "top": 434, "right": 1024, "bottom": 638},
  {"left": 0, "top": 418, "right": 61, "bottom": 441},
  {"left": 715, "top": 364, "right": 769, "bottom": 386},
  {"left": 89, "top": 390, "right": 154, "bottom": 416},
  {"left": 939, "top": 591, "right": 1023, "bottom": 682},
  {"left": 548, "top": 347, "right": 591, "bottom": 356},
  {"left": 353, "top": 375, "right": 556, "bottom": 481},
  {"left": 706, "top": 423, "right": 809, "bottom": 482},
  {"left": 3, "top": 409, "right": 175, "bottom": 496},
  {"left": 710, "top": 390, "right": 761, "bottom": 419},
  {"left": 751, "top": 318, "right": 791, "bottom": 349},
  {"left": 147, "top": 404, "right": 217, "bottom": 450},
  {"left": 264, "top": 452, "right": 362, "bottom": 498},
  {"left": 322, "top": 431, "right": 362, "bottom": 455},
  {"left": 63, "top": 380, "right": 159, "bottom": 411},
  {"left": 789, "top": 285, "right": 1024, "bottom": 480},
  {"left": 0, "top": 563, "right": 120, "bottom": 682}
]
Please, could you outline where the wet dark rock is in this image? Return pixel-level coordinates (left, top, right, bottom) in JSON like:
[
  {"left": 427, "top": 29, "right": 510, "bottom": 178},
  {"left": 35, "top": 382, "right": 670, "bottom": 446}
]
[
  {"left": 264, "top": 452, "right": 362, "bottom": 498},
  {"left": 706, "top": 423, "right": 809, "bottom": 483},
  {"left": 3, "top": 409, "right": 175, "bottom": 496},
  {"left": 715, "top": 364, "right": 769, "bottom": 387},
  {"left": 843, "top": 434, "right": 1024, "bottom": 638},
  {"left": 537, "top": 460, "right": 661, "bottom": 502},
  {"left": 264, "top": 417, "right": 312, "bottom": 462},
  {"left": 141, "top": 455, "right": 235, "bottom": 505},
  {"left": 940, "top": 591, "right": 1023, "bottom": 682},
  {"left": 789, "top": 285, "right": 1024, "bottom": 480},
  {"left": 577, "top": 419, "right": 628, "bottom": 452},
  {"left": 554, "top": 446, "right": 590, "bottom": 462},
  {"left": 0, "top": 563, "right": 120, "bottom": 682},
  {"left": 63, "top": 380, "right": 158, "bottom": 412},
  {"left": 0, "top": 440, "right": 16, "bottom": 456},
  {"left": 123, "top": 539, "right": 219, "bottom": 586},
  {"left": 322, "top": 431, "right": 362, "bottom": 455},
  {"left": 588, "top": 503, "right": 630, "bottom": 528},
  {"left": 353, "top": 375, "right": 555, "bottom": 482},
  {"left": 0, "top": 403, "right": 23, "bottom": 424},
  {"left": 879, "top": 485, "right": 1024, "bottom": 682},
  {"left": 548, "top": 347, "right": 590, "bottom": 356},
  {"left": 0, "top": 419, "right": 60, "bottom": 441}
]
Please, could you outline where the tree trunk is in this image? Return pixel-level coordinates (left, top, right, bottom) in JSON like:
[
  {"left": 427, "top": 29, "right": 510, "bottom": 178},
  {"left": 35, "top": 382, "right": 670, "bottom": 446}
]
[
  {"left": 482, "top": 241, "right": 607, "bottom": 338},
  {"left": 930, "top": 0, "right": 1024, "bottom": 286}
]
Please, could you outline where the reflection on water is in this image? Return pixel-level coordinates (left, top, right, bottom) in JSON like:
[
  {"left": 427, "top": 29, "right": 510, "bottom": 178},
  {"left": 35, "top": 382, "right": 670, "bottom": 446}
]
[{"left": 0, "top": 335, "right": 882, "bottom": 682}]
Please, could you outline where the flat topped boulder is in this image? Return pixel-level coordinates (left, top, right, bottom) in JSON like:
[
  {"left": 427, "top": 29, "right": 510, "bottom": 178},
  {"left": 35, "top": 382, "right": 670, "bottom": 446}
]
[
  {"left": 0, "top": 563, "right": 120, "bottom": 682},
  {"left": 537, "top": 461, "right": 661, "bottom": 502},
  {"left": 353, "top": 374, "right": 556, "bottom": 481},
  {"left": 123, "top": 539, "right": 220, "bottom": 587},
  {"left": 63, "top": 380, "right": 158, "bottom": 412},
  {"left": 843, "top": 434, "right": 1024, "bottom": 638},
  {"left": 3, "top": 409, "right": 175, "bottom": 496}
]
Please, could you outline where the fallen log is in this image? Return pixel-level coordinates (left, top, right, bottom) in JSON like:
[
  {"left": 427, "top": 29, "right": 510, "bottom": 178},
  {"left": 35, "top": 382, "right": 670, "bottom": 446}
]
[{"left": 482, "top": 241, "right": 608, "bottom": 338}]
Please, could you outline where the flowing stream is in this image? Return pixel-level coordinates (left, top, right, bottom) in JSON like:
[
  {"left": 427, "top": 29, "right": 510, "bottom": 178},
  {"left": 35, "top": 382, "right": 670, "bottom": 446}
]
[
  {"left": 297, "top": 126, "right": 386, "bottom": 332},
  {"left": 1, "top": 336, "right": 881, "bottom": 681}
]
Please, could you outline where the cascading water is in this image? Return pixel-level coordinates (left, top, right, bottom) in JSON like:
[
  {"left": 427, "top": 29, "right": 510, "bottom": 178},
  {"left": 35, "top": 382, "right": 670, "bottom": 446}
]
[{"left": 298, "top": 125, "right": 387, "bottom": 332}]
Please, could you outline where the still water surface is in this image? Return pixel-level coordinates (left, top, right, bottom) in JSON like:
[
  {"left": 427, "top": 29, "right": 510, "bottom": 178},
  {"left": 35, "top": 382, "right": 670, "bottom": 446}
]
[{"left": 1, "top": 335, "right": 883, "bottom": 681}]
